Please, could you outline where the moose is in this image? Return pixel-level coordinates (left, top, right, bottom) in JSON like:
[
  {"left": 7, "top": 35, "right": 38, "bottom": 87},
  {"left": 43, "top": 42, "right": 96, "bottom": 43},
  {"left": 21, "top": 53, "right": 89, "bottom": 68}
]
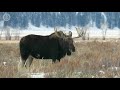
[
  {"left": 20, "top": 30, "right": 76, "bottom": 67},
  {"left": 19, "top": 27, "right": 84, "bottom": 68}
]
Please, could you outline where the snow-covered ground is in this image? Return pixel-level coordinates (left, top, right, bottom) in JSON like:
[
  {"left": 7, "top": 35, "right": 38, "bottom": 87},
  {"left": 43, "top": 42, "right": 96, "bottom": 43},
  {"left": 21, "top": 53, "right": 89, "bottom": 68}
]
[
  {"left": 0, "top": 24, "right": 120, "bottom": 39},
  {"left": 13, "top": 27, "right": 120, "bottom": 39},
  {"left": 28, "top": 72, "right": 45, "bottom": 78},
  {"left": 20, "top": 28, "right": 120, "bottom": 39}
]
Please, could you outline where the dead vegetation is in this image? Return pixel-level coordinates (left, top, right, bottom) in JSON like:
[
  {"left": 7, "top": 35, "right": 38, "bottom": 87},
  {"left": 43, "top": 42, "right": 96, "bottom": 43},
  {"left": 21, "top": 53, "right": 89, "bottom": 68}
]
[{"left": 0, "top": 40, "right": 120, "bottom": 78}]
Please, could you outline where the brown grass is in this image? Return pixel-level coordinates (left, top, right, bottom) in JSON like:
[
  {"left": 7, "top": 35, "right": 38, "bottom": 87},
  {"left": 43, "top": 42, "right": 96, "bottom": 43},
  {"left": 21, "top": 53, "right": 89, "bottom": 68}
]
[{"left": 1, "top": 40, "right": 120, "bottom": 78}]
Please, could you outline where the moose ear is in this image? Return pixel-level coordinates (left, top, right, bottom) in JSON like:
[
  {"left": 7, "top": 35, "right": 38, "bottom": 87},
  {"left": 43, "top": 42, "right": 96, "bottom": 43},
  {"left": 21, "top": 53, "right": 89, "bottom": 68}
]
[
  {"left": 68, "top": 31, "right": 72, "bottom": 37},
  {"left": 54, "top": 27, "right": 60, "bottom": 37}
]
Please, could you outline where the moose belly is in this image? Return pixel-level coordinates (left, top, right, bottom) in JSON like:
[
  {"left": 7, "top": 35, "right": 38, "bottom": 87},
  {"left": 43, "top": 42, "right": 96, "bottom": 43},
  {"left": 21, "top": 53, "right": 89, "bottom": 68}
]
[
  {"left": 30, "top": 52, "right": 57, "bottom": 59},
  {"left": 30, "top": 48, "right": 59, "bottom": 59}
]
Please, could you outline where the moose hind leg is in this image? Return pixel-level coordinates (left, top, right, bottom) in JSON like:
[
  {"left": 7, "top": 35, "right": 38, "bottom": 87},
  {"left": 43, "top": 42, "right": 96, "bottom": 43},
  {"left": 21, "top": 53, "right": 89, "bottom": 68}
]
[
  {"left": 20, "top": 53, "right": 30, "bottom": 68},
  {"left": 21, "top": 59, "right": 26, "bottom": 67},
  {"left": 57, "top": 59, "right": 60, "bottom": 62},
  {"left": 52, "top": 59, "right": 57, "bottom": 64},
  {"left": 25, "top": 55, "right": 33, "bottom": 68}
]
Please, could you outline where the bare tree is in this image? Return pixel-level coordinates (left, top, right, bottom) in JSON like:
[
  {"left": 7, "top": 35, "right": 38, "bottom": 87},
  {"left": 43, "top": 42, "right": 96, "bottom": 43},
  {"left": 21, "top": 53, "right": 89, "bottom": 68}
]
[
  {"left": 101, "top": 22, "right": 108, "bottom": 40},
  {"left": 54, "top": 27, "right": 56, "bottom": 31},
  {"left": 0, "top": 29, "right": 3, "bottom": 40},
  {"left": 5, "top": 27, "right": 12, "bottom": 40},
  {"left": 75, "top": 27, "right": 88, "bottom": 40},
  {"left": 84, "top": 25, "right": 90, "bottom": 40},
  {"left": 87, "top": 33, "right": 90, "bottom": 40},
  {"left": 14, "top": 30, "right": 20, "bottom": 40}
]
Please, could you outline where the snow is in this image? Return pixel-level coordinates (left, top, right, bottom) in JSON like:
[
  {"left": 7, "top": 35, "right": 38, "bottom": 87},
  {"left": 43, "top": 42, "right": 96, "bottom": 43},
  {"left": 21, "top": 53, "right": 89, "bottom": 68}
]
[
  {"left": 99, "top": 70, "right": 105, "bottom": 74},
  {"left": 85, "top": 27, "right": 120, "bottom": 38},
  {"left": 19, "top": 24, "right": 120, "bottom": 38},
  {"left": 3, "top": 62, "right": 6, "bottom": 66},
  {"left": 101, "top": 12, "right": 107, "bottom": 22},
  {"left": 28, "top": 72, "right": 45, "bottom": 78},
  {"left": 0, "top": 21, "right": 4, "bottom": 28},
  {"left": 76, "top": 12, "right": 78, "bottom": 15},
  {"left": 0, "top": 24, "right": 120, "bottom": 39}
]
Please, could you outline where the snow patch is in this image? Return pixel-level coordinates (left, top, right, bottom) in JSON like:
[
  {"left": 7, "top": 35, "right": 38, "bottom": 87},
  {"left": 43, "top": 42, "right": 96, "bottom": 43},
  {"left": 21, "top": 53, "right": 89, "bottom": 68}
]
[
  {"left": 1, "top": 25, "right": 120, "bottom": 39},
  {"left": 101, "top": 12, "right": 107, "bottom": 22},
  {"left": 3, "top": 62, "right": 6, "bottom": 66},
  {"left": 28, "top": 72, "right": 45, "bottom": 78}
]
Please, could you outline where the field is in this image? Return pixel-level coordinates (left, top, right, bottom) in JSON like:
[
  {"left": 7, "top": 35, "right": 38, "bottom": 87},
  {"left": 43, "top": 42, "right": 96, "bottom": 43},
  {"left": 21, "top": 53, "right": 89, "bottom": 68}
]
[{"left": 0, "top": 39, "right": 120, "bottom": 78}]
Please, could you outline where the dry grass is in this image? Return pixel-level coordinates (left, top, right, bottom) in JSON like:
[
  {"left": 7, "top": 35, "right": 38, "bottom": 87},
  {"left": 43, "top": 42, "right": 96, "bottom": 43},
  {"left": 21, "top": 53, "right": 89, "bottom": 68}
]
[{"left": 1, "top": 40, "right": 120, "bottom": 78}]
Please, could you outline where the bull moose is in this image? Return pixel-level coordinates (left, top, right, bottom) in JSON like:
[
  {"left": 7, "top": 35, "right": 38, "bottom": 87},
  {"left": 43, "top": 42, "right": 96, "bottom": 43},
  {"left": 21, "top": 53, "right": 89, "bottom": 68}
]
[{"left": 19, "top": 30, "right": 76, "bottom": 67}]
